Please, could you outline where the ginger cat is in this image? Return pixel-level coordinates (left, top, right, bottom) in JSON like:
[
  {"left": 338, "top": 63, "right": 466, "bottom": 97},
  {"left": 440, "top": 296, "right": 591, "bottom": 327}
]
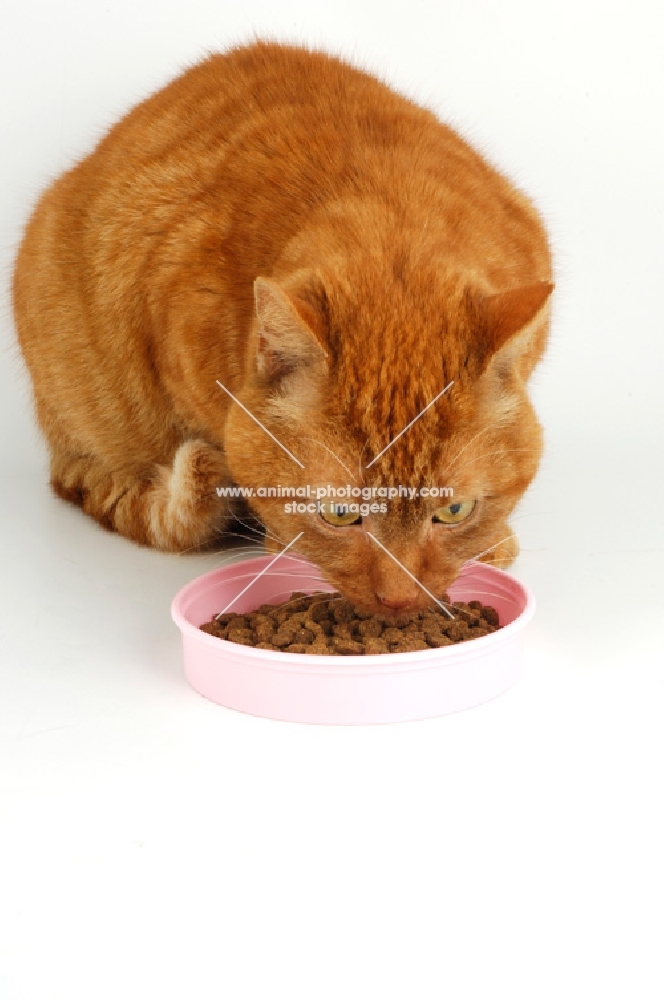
[{"left": 13, "top": 40, "right": 552, "bottom": 615}]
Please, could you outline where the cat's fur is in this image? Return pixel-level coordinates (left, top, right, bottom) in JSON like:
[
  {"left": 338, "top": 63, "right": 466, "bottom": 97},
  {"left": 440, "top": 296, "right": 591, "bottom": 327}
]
[{"left": 12, "top": 40, "right": 552, "bottom": 614}]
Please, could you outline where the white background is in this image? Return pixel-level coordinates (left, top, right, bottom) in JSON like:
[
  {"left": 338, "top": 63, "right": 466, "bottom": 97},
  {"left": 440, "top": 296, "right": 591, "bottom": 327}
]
[{"left": 2, "top": 2, "right": 663, "bottom": 998}]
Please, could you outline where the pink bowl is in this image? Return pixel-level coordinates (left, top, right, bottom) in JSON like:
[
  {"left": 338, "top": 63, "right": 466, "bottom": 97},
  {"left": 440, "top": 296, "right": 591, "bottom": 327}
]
[{"left": 171, "top": 555, "right": 535, "bottom": 725}]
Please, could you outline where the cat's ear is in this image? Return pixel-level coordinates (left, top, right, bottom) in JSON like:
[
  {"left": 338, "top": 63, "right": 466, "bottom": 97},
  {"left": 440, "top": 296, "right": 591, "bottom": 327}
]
[
  {"left": 253, "top": 275, "right": 329, "bottom": 383},
  {"left": 480, "top": 280, "right": 554, "bottom": 368}
]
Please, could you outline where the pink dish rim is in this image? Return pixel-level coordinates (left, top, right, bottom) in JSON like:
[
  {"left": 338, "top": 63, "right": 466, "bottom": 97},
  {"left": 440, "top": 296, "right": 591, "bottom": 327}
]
[{"left": 171, "top": 556, "right": 536, "bottom": 676}]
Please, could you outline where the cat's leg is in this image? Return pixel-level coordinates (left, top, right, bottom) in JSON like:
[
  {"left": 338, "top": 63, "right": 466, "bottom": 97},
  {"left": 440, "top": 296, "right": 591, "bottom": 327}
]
[{"left": 50, "top": 439, "right": 234, "bottom": 552}]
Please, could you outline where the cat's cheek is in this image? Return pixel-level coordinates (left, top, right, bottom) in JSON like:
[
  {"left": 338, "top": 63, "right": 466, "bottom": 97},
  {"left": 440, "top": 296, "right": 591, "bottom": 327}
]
[
  {"left": 476, "top": 528, "right": 519, "bottom": 568},
  {"left": 422, "top": 533, "right": 472, "bottom": 593}
]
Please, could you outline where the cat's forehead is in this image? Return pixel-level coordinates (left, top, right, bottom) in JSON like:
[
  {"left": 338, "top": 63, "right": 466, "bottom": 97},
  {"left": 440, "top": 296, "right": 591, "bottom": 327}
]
[
  {"left": 334, "top": 387, "right": 479, "bottom": 489},
  {"left": 312, "top": 256, "right": 490, "bottom": 482},
  {"left": 330, "top": 261, "right": 477, "bottom": 391},
  {"left": 333, "top": 328, "right": 479, "bottom": 483}
]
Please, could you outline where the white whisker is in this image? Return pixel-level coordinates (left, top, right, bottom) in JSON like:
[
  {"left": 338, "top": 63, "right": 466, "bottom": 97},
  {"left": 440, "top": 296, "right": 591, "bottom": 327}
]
[
  {"left": 173, "top": 521, "right": 246, "bottom": 557},
  {"left": 358, "top": 439, "right": 370, "bottom": 483},
  {"left": 213, "top": 532, "right": 263, "bottom": 549},
  {"left": 212, "top": 546, "right": 267, "bottom": 564},
  {"left": 227, "top": 507, "right": 285, "bottom": 546},
  {"left": 464, "top": 535, "right": 515, "bottom": 564},
  {"left": 300, "top": 437, "right": 358, "bottom": 483},
  {"left": 441, "top": 424, "right": 497, "bottom": 478},
  {"left": 504, "top": 510, "right": 556, "bottom": 522},
  {"left": 217, "top": 530, "right": 304, "bottom": 614},
  {"left": 213, "top": 570, "right": 328, "bottom": 588},
  {"left": 456, "top": 447, "right": 541, "bottom": 471}
]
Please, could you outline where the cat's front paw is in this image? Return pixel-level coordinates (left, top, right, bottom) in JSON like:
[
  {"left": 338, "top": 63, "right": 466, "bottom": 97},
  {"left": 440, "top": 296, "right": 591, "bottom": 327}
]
[{"left": 167, "top": 439, "right": 230, "bottom": 520}]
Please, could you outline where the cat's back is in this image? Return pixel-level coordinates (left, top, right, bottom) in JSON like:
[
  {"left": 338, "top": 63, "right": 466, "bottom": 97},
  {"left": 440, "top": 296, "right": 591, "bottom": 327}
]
[
  {"left": 63, "top": 42, "right": 542, "bottom": 248},
  {"left": 15, "top": 41, "right": 550, "bottom": 364},
  {"left": 54, "top": 41, "right": 543, "bottom": 290},
  {"left": 89, "top": 42, "right": 436, "bottom": 176}
]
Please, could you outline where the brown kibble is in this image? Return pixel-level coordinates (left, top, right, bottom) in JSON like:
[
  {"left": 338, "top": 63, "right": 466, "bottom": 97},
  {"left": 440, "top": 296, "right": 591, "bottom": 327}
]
[
  {"left": 292, "top": 627, "right": 315, "bottom": 645},
  {"left": 421, "top": 611, "right": 444, "bottom": 626},
  {"left": 331, "top": 636, "right": 364, "bottom": 655},
  {"left": 226, "top": 628, "right": 255, "bottom": 645},
  {"left": 332, "top": 600, "right": 355, "bottom": 624},
  {"left": 481, "top": 605, "right": 500, "bottom": 627},
  {"left": 425, "top": 633, "right": 453, "bottom": 648},
  {"left": 390, "top": 611, "right": 417, "bottom": 628},
  {"left": 211, "top": 613, "right": 238, "bottom": 628},
  {"left": 309, "top": 600, "right": 333, "bottom": 622},
  {"left": 230, "top": 615, "right": 250, "bottom": 630},
  {"left": 199, "top": 621, "right": 226, "bottom": 637},
  {"left": 393, "top": 637, "right": 429, "bottom": 652},
  {"left": 199, "top": 590, "right": 504, "bottom": 654},
  {"left": 443, "top": 623, "right": 467, "bottom": 642},
  {"left": 309, "top": 641, "right": 332, "bottom": 655},
  {"left": 287, "top": 611, "right": 311, "bottom": 628},
  {"left": 254, "top": 623, "right": 276, "bottom": 643},
  {"left": 248, "top": 612, "right": 273, "bottom": 627},
  {"left": 358, "top": 619, "right": 383, "bottom": 638},
  {"left": 288, "top": 600, "right": 311, "bottom": 615},
  {"left": 422, "top": 626, "right": 444, "bottom": 641},
  {"left": 353, "top": 607, "right": 373, "bottom": 620},
  {"left": 363, "top": 637, "right": 389, "bottom": 655},
  {"left": 272, "top": 628, "right": 296, "bottom": 647}
]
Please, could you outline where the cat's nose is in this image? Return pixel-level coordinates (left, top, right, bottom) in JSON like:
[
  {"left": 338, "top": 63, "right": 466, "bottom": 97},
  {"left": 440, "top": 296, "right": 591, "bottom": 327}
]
[{"left": 376, "top": 594, "right": 417, "bottom": 610}]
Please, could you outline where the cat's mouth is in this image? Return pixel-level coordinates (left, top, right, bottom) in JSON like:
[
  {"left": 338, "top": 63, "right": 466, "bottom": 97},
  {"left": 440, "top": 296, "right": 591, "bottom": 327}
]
[{"left": 346, "top": 593, "right": 451, "bottom": 621}]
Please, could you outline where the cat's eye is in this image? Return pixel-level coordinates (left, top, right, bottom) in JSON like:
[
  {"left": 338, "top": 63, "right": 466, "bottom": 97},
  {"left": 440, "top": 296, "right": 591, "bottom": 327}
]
[
  {"left": 319, "top": 503, "right": 362, "bottom": 527},
  {"left": 432, "top": 498, "right": 476, "bottom": 525}
]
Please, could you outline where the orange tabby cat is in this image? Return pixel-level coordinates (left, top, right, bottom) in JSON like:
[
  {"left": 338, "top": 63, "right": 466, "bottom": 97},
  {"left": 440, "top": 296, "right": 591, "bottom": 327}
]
[{"left": 12, "top": 40, "right": 552, "bottom": 614}]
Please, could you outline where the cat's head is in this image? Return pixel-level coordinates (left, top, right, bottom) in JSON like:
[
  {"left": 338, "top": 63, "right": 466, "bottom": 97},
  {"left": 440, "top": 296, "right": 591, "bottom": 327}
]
[{"left": 223, "top": 261, "right": 552, "bottom": 616}]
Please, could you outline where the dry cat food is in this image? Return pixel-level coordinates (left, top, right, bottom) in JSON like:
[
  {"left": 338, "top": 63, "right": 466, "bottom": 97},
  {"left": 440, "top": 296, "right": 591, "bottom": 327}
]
[{"left": 199, "top": 591, "right": 502, "bottom": 655}]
